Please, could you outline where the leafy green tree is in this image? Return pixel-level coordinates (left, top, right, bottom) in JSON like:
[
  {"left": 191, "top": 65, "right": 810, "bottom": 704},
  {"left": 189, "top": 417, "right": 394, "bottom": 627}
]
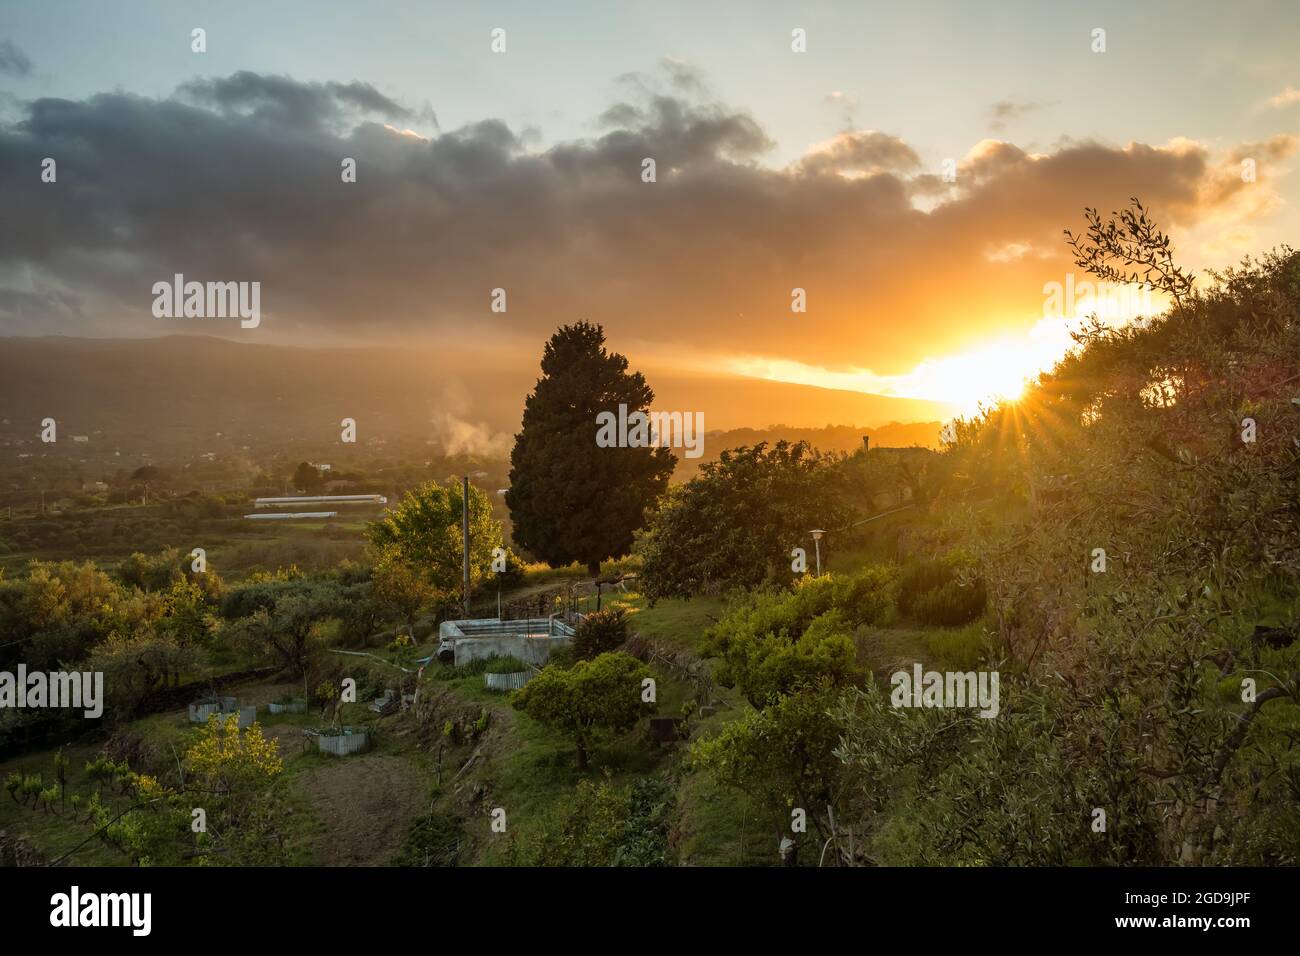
[
  {"left": 693, "top": 683, "right": 849, "bottom": 863},
  {"left": 118, "top": 546, "right": 224, "bottom": 600},
  {"left": 6, "top": 560, "right": 123, "bottom": 670},
  {"left": 88, "top": 631, "right": 202, "bottom": 718},
  {"left": 155, "top": 579, "right": 216, "bottom": 646},
  {"left": 130, "top": 465, "right": 163, "bottom": 483},
  {"left": 513, "top": 651, "right": 655, "bottom": 768},
  {"left": 224, "top": 581, "right": 341, "bottom": 675},
  {"left": 186, "top": 714, "right": 283, "bottom": 823},
  {"left": 118, "top": 548, "right": 185, "bottom": 592},
  {"left": 336, "top": 582, "right": 386, "bottom": 646},
  {"left": 637, "top": 441, "right": 853, "bottom": 600},
  {"left": 291, "top": 461, "right": 323, "bottom": 493},
  {"left": 704, "top": 573, "right": 882, "bottom": 708},
  {"left": 218, "top": 574, "right": 307, "bottom": 619},
  {"left": 370, "top": 545, "right": 440, "bottom": 629},
  {"left": 366, "top": 479, "right": 502, "bottom": 613},
  {"left": 507, "top": 322, "right": 675, "bottom": 576}
]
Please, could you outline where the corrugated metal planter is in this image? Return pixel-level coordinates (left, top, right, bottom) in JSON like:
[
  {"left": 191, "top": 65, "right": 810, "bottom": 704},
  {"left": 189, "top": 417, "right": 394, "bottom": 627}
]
[
  {"left": 485, "top": 671, "right": 531, "bottom": 692},
  {"left": 318, "top": 728, "right": 370, "bottom": 756},
  {"left": 268, "top": 699, "right": 307, "bottom": 715},
  {"left": 188, "top": 696, "right": 238, "bottom": 723}
]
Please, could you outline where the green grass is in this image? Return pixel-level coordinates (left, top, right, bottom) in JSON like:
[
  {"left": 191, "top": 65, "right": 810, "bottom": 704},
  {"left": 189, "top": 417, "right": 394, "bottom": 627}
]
[
  {"left": 419, "top": 656, "right": 702, "bottom": 865},
  {"left": 923, "top": 621, "right": 989, "bottom": 670},
  {"left": 515, "top": 555, "right": 642, "bottom": 587},
  {"left": 463, "top": 700, "right": 669, "bottom": 864},
  {"left": 675, "top": 771, "right": 772, "bottom": 866},
  {"left": 600, "top": 591, "right": 727, "bottom": 654}
]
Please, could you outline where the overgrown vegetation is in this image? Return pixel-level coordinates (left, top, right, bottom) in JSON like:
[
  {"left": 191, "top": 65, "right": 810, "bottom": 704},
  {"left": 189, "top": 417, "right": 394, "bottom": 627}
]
[{"left": 3, "top": 202, "right": 1296, "bottom": 868}]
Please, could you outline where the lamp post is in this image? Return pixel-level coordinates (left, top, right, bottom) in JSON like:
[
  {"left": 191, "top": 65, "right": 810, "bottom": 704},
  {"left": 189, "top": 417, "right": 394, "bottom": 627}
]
[
  {"left": 462, "top": 476, "right": 471, "bottom": 618},
  {"left": 810, "top": 529, "right": 825, "bottom": 576}
]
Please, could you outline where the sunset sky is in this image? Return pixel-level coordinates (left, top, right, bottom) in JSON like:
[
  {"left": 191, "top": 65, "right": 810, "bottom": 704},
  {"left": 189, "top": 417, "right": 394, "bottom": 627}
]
[{"left": 3, "top": 0, "right": 1300, "bottom": 418}]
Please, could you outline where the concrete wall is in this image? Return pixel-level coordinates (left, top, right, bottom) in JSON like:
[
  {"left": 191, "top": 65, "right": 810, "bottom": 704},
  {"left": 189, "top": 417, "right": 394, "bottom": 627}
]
[
  {"left": 440, "top": 616, "right": 578, "bottom": 667},
  {"left": 454, "top": 634, "right": 569, "bottom": 666}
]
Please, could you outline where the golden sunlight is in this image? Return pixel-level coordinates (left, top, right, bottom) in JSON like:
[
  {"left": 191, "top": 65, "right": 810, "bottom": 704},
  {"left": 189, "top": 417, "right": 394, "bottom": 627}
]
[{"left": 728, "top": 314, "right": 1077, "bottom": 419}]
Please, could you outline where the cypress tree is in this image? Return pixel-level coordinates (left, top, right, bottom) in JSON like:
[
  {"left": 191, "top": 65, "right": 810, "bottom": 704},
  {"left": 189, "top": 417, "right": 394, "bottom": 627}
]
[{"left": 507, "top": 322, "right": 675, "bottom": 576}]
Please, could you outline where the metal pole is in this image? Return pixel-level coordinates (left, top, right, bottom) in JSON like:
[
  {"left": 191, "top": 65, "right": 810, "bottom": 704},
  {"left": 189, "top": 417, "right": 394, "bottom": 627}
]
[
  {"left": 814, "top": 538, "right": 822, "bottom": 576},
  {"left": 462, "top": 476, "right": 471, "bottom": 619}
]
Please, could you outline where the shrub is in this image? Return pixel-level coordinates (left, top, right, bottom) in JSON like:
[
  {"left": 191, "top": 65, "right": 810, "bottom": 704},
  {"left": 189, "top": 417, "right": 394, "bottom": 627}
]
[
  {"left": 393, "top": 812, "right": 466, "bottom": 866},
  {"left": 513, "top": 652, "right": 655, "bottom": 769},
  {"left": 913, "top": 579, "right": 987, "bottom": 626},
  {"left": 505, "top": 776, "right": 673, "bottom": 866},
  {"left": 705, "top": 580, "right": 859, "bottom": 708},
  {"left": 692, "top": 683, "right": 847, "bottom": 860},
  {"left": 484, "top": 655, "right": 529, "bottom": 675},
  {"left": 924, "top": 620, "right": 987, "bottom": 669},
  {"left": 572, "top": 607, "right": 630, "bottom": 660},
  {"left": 897, "top": 556, "right": 986, "bottom": 626},
  {"left": 897, "top": 559, "right": 955, "bottom": 613},
  {"left": 832, "top": 565, "right": 897, "bottom": 625},
  {"left": 545, "top": 645, "right": 578, "bottom": 670}
]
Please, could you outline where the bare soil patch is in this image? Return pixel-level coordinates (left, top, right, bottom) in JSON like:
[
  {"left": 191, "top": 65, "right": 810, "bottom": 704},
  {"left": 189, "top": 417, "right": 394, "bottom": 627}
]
[{"left": 294, "top": 754, "right": 427, "bottom": 865}]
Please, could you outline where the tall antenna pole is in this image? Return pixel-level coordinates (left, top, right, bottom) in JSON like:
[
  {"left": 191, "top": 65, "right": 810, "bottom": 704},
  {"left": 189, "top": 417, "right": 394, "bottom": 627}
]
[{"left": 462, "top": 475, "right": 471, "bottom": 618}]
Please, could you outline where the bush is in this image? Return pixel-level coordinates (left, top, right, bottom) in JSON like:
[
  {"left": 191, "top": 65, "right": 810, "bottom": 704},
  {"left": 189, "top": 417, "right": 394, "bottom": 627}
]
[
  {"left": 832, "top": 565, "right": 897, "bottom": 625},
  {"left": 897, "top": 559, "right": 955, "bottom": 613},
  {"left": 505, "top": 776, "right": 673, "bottom": 866},
  {"left": 912, "top": 579, "right": 987, "bottom": 626},
  {"left": 484, "top": 655, "right": 529, "bottom": 675},
  {"left": 393, "top": 812, "right": 465, "bottom": 866},
  {"left": 513, "top": 652, "right": 655, "bottom": 769},
  {"left": 545, "top": 645, "right": 578, "bottom": 670},
  {"left": 924, "top": 621, "right": 987, "bottom": 669},
  {"left": 897, "top": 556, "right": 985, "bottom": 626},
  {"left": 704, "top": 575, "right": 872, "bottom": 707},
  {"left": 707, "top": 590, "right": 858, "bottom": 708},
  {"left": 572, "top": 607, "right": 630, "bottom": 660}
]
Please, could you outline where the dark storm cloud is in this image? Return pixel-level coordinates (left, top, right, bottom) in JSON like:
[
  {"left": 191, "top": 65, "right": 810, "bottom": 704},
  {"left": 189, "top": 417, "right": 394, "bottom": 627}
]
[
  {"left": 793, "top": 130, "right": 920, "bottom": 176},
  {"left": 0, "top": 70, "right": 1268, "bottom": 371},
  {"left": 0, "top": 41, "right": 32, "bottom": 77},
  {"left": 0, "top": 285, "right": 83, "bottom": 334},
  {"left": 178, "top": 71, "right": 417, "bottom": 133}
]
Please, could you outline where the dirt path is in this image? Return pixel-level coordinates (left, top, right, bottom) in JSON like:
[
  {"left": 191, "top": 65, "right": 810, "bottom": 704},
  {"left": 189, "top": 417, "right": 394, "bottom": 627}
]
[{"left": 293, "top": 754, "right": 427, "bottom": 865}]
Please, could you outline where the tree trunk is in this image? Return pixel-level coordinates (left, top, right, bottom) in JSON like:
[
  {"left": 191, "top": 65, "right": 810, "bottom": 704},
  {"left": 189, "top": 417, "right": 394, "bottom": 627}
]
[
  {"left": 587, "top": 560, "right": 602, "bottom": 578},
  {"left": 575, "top": 740, "right": 588, "bottom": 770}
]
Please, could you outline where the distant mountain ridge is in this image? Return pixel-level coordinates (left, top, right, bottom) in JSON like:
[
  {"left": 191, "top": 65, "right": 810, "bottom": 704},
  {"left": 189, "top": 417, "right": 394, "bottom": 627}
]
[{"left": 0, "top": 336, "right": 949, "bottom": 456}]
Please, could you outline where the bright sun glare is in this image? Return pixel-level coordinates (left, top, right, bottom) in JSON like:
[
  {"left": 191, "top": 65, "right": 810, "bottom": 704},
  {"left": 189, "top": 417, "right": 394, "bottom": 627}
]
[{"left": 728, "top": 315, "right": 1072, "bottom": 421}]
